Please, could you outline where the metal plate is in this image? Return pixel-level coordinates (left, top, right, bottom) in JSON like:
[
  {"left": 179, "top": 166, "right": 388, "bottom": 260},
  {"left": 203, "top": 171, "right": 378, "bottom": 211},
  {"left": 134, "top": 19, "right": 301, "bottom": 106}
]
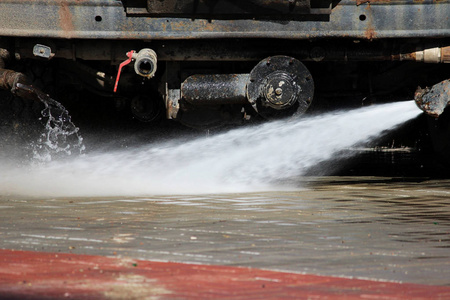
[
  {"left": 247, "top": 56, "right": 314, "bottom": 118},
  {"left": 0, "top": 0, "right": 448, "bottom": 40}
]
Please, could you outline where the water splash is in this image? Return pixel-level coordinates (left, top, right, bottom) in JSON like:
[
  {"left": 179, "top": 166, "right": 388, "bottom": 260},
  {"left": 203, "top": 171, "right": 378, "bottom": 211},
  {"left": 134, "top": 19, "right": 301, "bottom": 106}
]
[
  {"left": 15, "top": 83, "right": 85, "bottom": 162},
  {"left": 32, "top": 96, "right": 85, "bottom": 162},
  {"left": 0, "top": 101, "right": 420, "bottom": 197}
]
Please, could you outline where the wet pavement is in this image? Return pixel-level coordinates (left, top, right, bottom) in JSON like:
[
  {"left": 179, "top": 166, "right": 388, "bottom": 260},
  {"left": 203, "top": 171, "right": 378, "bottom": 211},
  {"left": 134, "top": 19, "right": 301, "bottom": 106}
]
[{"left": 1, "top": 176, "right": 449, "bottom": 288}]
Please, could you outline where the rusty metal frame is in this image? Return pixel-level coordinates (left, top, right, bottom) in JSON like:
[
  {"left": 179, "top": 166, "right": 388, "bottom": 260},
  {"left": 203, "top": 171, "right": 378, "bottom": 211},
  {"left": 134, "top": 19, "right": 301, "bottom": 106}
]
[{"left": 0, "top": 0, "right": 448, "bottom": 40}]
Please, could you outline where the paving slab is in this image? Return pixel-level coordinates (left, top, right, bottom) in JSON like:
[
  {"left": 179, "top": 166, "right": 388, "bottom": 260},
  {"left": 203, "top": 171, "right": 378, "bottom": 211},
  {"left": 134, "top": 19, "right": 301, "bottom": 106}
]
[
  {"left": 0, "top": 177, "right": 449, "bottom": 298},
  {"left": 1, "top": 249, "right": 450, "bottom": 300}
]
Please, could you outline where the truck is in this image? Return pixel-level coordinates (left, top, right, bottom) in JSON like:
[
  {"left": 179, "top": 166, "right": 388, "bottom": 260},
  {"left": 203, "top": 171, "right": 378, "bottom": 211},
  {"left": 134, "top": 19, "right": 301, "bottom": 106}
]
[{"left": 0, "top": 0, "right": 448, "bottom": 165}]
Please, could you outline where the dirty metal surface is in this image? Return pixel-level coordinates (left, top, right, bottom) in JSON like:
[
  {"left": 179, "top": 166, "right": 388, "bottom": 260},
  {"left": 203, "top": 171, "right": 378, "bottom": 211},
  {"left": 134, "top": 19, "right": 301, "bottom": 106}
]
[
  {"left": 0, "top": 177, "right": 449, "bottom": 287},
  {"left": 181, "top": 74, "right": 249, "bottom": 105},
  {"left": 0, "top": 0, "right": 448, "bottom": 39},
  {"left": 247, "top": 56, "right": 313, "bottom": 117},
  {"left": 415, "top": 79, "right": 450, "bottom": 117}
]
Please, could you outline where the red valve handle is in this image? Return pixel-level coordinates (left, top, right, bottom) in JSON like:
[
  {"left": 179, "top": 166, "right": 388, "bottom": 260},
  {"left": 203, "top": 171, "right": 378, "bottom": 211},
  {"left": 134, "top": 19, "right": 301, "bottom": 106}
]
[{"left": 113, "top": 51, "right": 135, "bottom": 93}]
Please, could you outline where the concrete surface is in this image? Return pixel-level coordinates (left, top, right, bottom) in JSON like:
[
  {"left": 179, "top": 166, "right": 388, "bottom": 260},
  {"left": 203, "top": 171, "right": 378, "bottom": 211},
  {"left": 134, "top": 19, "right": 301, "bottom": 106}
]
[{"left": 1, "top": 176, "right": 449, "bottom": 289}]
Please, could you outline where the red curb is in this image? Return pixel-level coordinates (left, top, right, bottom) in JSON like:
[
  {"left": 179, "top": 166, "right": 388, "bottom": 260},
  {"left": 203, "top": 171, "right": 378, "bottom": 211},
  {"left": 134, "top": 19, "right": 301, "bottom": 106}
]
[{"left": 0, "top": 249, "right": 449, "bottom": 299}]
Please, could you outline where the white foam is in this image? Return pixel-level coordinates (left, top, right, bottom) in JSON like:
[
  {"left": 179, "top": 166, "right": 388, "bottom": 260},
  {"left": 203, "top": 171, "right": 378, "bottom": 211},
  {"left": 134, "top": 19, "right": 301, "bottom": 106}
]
[{"left": 0, "top": 101, "right": 420, "bottom": 197}]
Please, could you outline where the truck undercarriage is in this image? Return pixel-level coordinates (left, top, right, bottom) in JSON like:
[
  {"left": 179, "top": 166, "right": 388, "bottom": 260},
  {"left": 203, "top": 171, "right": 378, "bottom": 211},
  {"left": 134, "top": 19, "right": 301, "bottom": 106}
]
[{"left": 0, "top": 0, "right": 449, "bottom": 167}]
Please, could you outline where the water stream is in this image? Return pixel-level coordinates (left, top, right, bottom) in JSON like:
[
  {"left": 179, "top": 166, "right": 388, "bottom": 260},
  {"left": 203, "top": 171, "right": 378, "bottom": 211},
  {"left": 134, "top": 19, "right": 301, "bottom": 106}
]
[{"left": 0, "top": 100, "right": 420, "bottom": 197}]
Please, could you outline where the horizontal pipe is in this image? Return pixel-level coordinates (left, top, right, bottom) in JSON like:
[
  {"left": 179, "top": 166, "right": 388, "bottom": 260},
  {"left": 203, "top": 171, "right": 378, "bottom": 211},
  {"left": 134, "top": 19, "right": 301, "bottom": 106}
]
[
  {"left": 181, "top": 74, "right": 249, "bottom": 105},
  {"left": 12, "top": 40, "right": 450, "bottom": 63},
  {"left": 0, "top": 68, "right": 27, "bottom": 94}
]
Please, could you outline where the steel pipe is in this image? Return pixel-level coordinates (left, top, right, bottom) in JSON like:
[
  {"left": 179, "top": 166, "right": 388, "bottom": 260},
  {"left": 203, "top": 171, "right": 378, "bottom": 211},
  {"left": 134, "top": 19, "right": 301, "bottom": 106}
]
[{"left": 181, "top": 74, "right": 249, "bottom": 105}]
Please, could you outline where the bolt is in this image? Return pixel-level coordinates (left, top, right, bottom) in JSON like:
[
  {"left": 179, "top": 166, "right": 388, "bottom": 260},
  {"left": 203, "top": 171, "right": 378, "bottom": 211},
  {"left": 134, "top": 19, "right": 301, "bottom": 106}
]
[{"left": 275, "top": 88, "right": 283, "bottom": 95}]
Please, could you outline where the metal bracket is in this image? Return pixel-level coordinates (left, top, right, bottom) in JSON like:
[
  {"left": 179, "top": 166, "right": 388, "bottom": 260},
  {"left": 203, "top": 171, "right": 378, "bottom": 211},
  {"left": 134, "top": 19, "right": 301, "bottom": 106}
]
[{"left": 33, "top": 44, "right": 54, "bottom": 59}]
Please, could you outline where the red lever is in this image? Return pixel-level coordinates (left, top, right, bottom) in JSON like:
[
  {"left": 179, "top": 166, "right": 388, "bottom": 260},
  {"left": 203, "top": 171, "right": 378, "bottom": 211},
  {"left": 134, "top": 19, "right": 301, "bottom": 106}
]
[{"left": 114, "top": 51, "right": 135, "bottom": 93}]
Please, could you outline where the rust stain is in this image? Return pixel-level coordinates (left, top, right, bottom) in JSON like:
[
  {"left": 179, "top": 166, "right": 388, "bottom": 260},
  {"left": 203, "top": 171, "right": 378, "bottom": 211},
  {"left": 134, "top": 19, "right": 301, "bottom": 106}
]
[
  {"left": 356, "top": 0, "right": 370, "bottom": 5},
  {"left": 363, "top": 6, "right": 377, "bottom": 41},
  {"left": 59, "top": 0, "right": 75, "bottom": 35},
  {"left": 442, "top": 46, "right": 450, "bottom": 63},
  {"left": 401, "top": 52, "right": 416, "bottom": 61},
  {"left": 365, "top": 26, "right": 377, "bottom": 40}
]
